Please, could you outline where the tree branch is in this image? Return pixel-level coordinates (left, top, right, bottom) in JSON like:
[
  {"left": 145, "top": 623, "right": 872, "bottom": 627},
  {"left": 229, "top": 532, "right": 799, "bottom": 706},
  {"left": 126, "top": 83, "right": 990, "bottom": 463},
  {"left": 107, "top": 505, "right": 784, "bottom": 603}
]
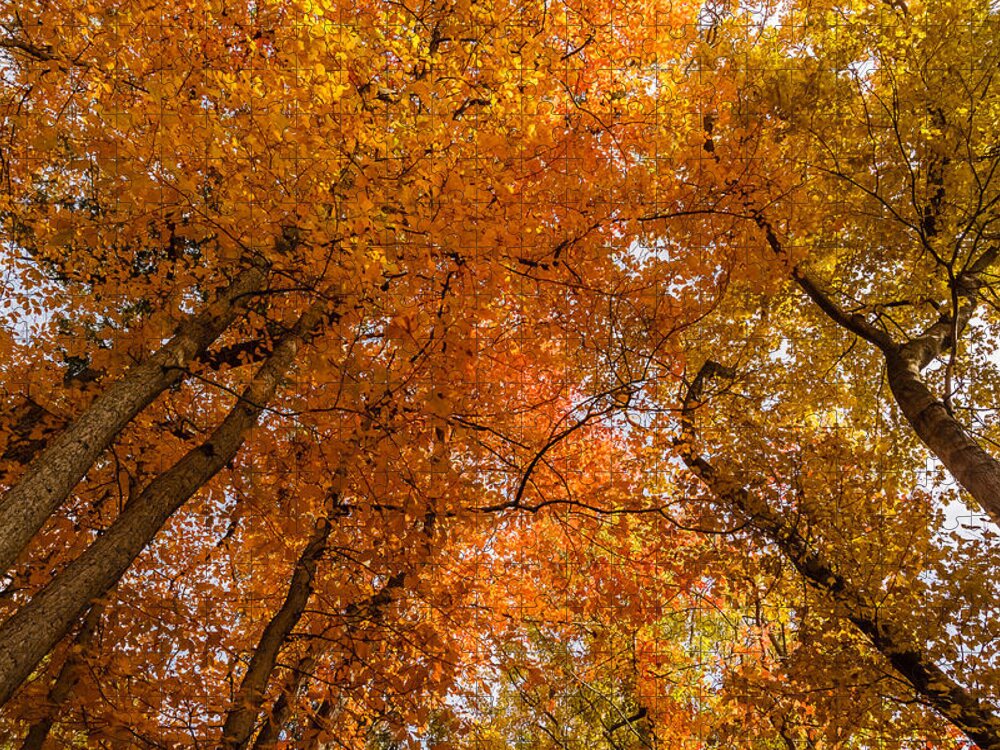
[{"left": 674, "top": 361, "right": 1000, "bottom": 750}]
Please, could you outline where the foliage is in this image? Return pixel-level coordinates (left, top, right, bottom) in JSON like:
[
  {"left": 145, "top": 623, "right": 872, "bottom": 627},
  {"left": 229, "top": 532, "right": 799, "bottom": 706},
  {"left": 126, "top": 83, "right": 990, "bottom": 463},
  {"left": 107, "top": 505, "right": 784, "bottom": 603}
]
[{"left": 0, "top": 0, "right": 998, "bottom": 748}]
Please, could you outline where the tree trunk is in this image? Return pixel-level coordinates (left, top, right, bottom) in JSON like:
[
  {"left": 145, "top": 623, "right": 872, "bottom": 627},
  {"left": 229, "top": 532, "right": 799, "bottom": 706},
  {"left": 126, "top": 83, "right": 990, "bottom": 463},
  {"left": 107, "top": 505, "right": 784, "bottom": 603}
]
[
  {"left": 885, "top": 351, "right": 1000, "bottom": 525},
  {"left": 220, "top": 517, "right": 333, "bottom": 749},
  {"left": 679, "top": 361, "right": 1000, "bottom": 750},
  {"left": 688, "top": 451, "right": 1000, "bottom": 748},
  {"left": 760, "top": 216, "right": 1000, "bottom": 528},
  {"left": 221, "top": 413, "right": 436, "bottom": 748},
  {"left": 249, "top": 649, "right": 319, "bottom": 750},
  {"left": 0, "top": 266, "right": 266, "bottom": 573},
  {"left": 19, "top": 603, "right": 103, "bottom": 750},
  {"left": 220, "top": 409, "right": 371, "bottom": 748},
  {"left": 0, "top": 299, "right": 325, "bottom": 707}
]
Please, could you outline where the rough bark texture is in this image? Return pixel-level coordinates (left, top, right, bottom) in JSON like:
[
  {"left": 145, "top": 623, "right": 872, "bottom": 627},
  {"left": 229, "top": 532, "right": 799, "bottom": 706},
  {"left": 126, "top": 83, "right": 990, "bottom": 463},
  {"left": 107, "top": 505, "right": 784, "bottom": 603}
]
[
  {"left": 678, "top": 361, "right": 1000, "bottom": 750},
  {"left": 762, "top": 217, "right": 1000, "bottom": 529},
  {"left": 885, "top": 350, "right": 1000, "bottom": 525},
  {"left": 220, "top": 517, "right": 333, "bottom": 749},
  {"left": 19, "top": 603, "right": 103, "bottom": 750},
  {"left": 0, "top": 300, "right": 325, "bottom": 707},
  {"left": 0, "top": 266, "right": 266, "bottom": 573}
]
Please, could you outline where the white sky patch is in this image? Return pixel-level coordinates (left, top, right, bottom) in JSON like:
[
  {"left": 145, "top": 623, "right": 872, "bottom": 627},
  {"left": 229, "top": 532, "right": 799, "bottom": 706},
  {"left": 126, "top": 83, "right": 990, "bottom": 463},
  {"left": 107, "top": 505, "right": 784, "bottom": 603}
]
[{"left": 0, "top": 247, "right": 67, "bottom": 347}]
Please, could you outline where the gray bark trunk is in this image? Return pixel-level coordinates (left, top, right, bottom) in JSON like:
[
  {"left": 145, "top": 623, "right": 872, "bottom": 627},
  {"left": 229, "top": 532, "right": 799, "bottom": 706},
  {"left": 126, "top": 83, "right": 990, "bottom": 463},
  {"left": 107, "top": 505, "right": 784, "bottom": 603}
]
[
  {"left": 0, "top": 267, "right": 266, "bottom": 573},
  {"left": 236, "top": 567, "right": 408, "bottom": 748},
  {"left": 688, "top": 451, "right": 1000, "bottom": 749},
  {"left": 0, "top": 300, "right": 324, "bottom": 707}
]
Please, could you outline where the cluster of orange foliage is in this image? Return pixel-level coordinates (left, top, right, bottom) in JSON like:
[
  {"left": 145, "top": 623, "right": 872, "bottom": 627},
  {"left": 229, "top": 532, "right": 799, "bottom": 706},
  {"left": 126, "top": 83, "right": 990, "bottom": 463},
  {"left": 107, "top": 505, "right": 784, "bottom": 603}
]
[{"left": 1, "top": 0, "right": 1000, "bottom": 748}]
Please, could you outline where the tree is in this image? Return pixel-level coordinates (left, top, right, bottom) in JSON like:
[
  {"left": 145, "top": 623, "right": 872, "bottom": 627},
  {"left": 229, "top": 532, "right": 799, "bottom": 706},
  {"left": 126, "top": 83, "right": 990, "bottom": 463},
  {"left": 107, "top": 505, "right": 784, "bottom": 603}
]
[
  {"left": 0, "top": 0, "right": 711, "bottom": 744},
  {"left": 633, "top": 0, "right": 1000, "bottom": 747},
  {"left": 2, "top": 0, "right": 1000, "bottom": 747}
]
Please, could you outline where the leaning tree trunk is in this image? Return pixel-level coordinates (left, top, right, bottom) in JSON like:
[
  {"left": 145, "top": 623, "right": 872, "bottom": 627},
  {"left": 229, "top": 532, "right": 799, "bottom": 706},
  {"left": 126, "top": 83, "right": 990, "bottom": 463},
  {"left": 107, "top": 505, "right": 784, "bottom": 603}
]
[
  {"left": 884, "top": 347, "right": 1000, "bottom": 525},
  {"left": 0, "top": 265, "right": 266, "bottom": 573},
  {"left": 220, "top": 516, "right": 336, "bottom": 749},
  {"left": 796, "top": 254, "right": 1000, "bottom": 528},
  {"left": 231, "top": 564, "right": 410, "bottom": 748},
  {"left": 18, "top": 602, "right": 103, "bottom": 750},
  {"left": 0, "top": 299, "right": 326, "bottom": 707},
  {"left": 756, "top": 218, "right": 1000, "bottom": 529},
  {"left": 229, "top": 510, "right": 431, "bottom": 747},
  {"left": 249, "top": 648, "right": 320, "bottom": 750},
  {"left": 677, "top": 361, "right": 1000, "bottom": 750},
  {"left": 220, "top": 406, "right": 372, "bottom": 748},
  {"left": 220, "top": 373, "right": 447, "bottom": 748}
]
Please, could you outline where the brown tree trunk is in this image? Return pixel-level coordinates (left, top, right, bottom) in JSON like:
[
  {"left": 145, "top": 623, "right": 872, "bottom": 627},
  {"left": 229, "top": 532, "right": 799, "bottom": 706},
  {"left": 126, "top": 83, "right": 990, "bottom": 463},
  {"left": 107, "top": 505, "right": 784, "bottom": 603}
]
[
  {"left": 220, "top": 517, "right": 334, "bottom": 749},
  {"left": 220, "top": 408, "right": 370, "bottom": 749},
  {"left": 679, "top": 361, "right": 1000, "bottom": 750},
  {"left": 0, "top": 300, "right": 325, "bottom": 707},
  {"left": 757, "top": 215, "right": 1000, "bottom": 528},
  {"left": 688, "top": 451, "right": 1000, "bottom": 748},
  {"left": 249, "top": 649, "right": 319, "bottom": 750},
  {"left": 801, "top": 262, "right": 1000, "bottom": 528},
  {"left": 235, "top": 568, "right": 410, "bottom": 748},
  {"left": 0, "top": 266, "right": 266, "bottom": 573},
  {"left": 885, "top": 351, "right": 1000, "bottom": 525},
  {"left": 19, "top": 603, "right": 103, "bottom": 750},
  {"left": 221, "top": 417, "right": 436, "bottom": 748}
]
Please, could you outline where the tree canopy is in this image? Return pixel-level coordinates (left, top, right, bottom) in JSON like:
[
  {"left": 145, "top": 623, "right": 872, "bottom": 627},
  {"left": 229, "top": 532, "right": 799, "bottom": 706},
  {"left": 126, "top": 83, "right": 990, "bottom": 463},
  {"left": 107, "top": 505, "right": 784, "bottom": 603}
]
[{"left": 0, "top": 0, "right": 999, "bottom": 747}]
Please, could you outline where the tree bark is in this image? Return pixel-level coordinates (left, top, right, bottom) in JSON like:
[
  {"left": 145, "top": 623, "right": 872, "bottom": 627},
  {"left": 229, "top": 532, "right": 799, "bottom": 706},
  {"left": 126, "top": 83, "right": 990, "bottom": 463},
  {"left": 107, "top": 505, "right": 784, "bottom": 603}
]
[
  {"left": 220, "top": 517, "right": 334, "bottom": 749},
  {"left": 249, "top": 648, "right": 319, "bottom": 750},
  {"left": 884, "top": 349, "right": 1000, "bottom": 525},
  {"left": 236, "top": 568, "right": 409, "bottom": 748},
  {"left": 796, "top": 260, "right": 1000, "bottom": 527},
  {"left": 0, "top": 266, "right": 266, "bottom": 573},
  {"left": 678, "top": 361, "right": 1000, "bottom": 750},
  {"left": 19, "top": 603, "right": 103, "bottom": 750},
  {"left": 221, "top": 412, "right": 436, "bottom": 748},
  {"left": 758, "top": 216, "right": 1000, "bottom": 529},
  {"left": 0, "top": 299, "right": 325, "bottom": 707},
  {"left": 220, "top": 408, "right": 371, "bottom": 749}
]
